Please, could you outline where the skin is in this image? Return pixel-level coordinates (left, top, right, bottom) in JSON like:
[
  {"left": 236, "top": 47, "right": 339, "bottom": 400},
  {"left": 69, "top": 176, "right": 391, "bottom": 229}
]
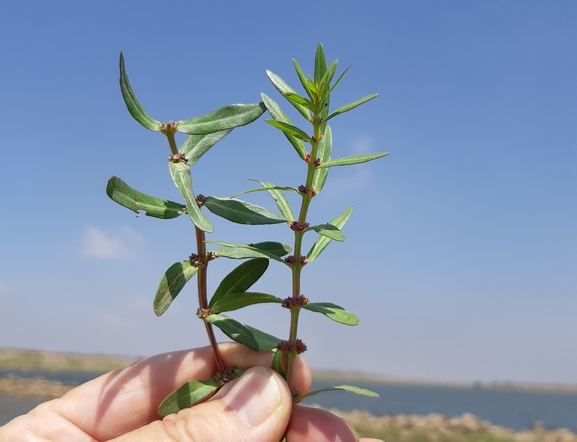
[{"left": 0, "top": 343, "right": 383, "bottom": 442}]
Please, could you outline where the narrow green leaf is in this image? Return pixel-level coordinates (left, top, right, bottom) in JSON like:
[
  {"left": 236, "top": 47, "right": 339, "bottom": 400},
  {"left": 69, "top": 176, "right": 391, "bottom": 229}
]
[
  {"left": 211, "top": 241, "right": 292, "bottom": 261},
  {"left": 168, "top": 162, "right": 213, "bottom": 233},
  {"left": 318, "top": 60, "right": 338, "bottom": 98},
  {"left": 232, "top": 184, "right": 299, "bottom": 199},
  {"left": 245, "top": 325, "right": 282, "bottom": 352},
  {"left": 266, "top": 70, "right": 311, "bottom": 120},
  {"left": 283, "top": 92, "right": 316, "bottom": 111},
  {"left": 317, "top": 152, "right": 389, "bottom": 169},
  {"left": 302, "top": 302, "right": 359, "bottom": 325},
  {"left": 314, "top": 43, "right": 328, "bottom": 83},
  {"left": 158, "top": 379, "right": 220, "bottom": 416},
  {"left": 206, "top": 314, "right": 259, "bottom": 351},
  {"left": 177, "top": 103, "right": 266, "bottom": 135},
  {"left": 292, "top": 58, "right": 315, "bottom": 100},
  {"left": 154, "top": 261, "right": 198, "bottom": 316},
  {"left": 106, "top": 176, "right": 185, "bottom": 219},
  {"left": 271, "top": 350, "right": 287, "bottom": 380},
  {"left": 325, "top": 94, "right": 379, "bottom": 123},
  {"left": 249, "top": 179, "right": 295, "bottom": 222},
  {"left": 119, "top": 52, "right": 161, "bottom": 131},
  {"left": 308, "top": 206, "right": 353, "bottom": 262},
  {"left": 295, "top": 384, "right": 379, "bottom": 404},
  {"left": 210, "top": 258, "right": 269, "bottom": 308},
  {"left": 204, "top": 196, "right": 286, "bottom": 225},
  {"left": 307, "top": 224, "right": 345, "bottom": 242},
  {"left": 326, "top": 65, "right": 351, "bottom": 97},
  {"left": 180, "top": 130, "right": 232, "bottom": 166},
  {"left": 311, "top": 125, "right": 332, "bottom": 193},
  {"left": 211, "top": 292, "right": 282, "bottom": 314},
  {"left": 265, "top": 120, "right": 311, "bottom": 142},
  {"left": 260, "top": 93, "right": 307, "bottom": 159}
]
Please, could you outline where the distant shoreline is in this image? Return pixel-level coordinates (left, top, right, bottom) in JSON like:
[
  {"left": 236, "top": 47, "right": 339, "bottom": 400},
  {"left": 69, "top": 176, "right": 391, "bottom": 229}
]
[
  {"left": 1, "top": 374, "right": 576, "bottom": 441},
  {"left": 312, "top": 370, "right": 577, "bottom": 394},
  {"left": 2, "top": 347, "right": 576, "bottom": 394}
]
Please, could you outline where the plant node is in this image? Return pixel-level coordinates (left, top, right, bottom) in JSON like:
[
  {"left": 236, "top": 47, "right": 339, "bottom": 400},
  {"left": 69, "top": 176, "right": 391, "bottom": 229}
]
[
  {"left": 277, "top": 340, "right": 293, "bottom": 352},
  {"left": 196, "top": 194, "right": 207, "bottom": 207},
  {"left": 298, "top": 185, "right": 309, "bottom": 194},
  {"left": 284, "top": 255, "right": 296, "bottom": 266},
  {"left": 159, "top": 121, "right": 179, "bottom": 134},
  {"left": 281, "top": 294, "right": 309, "bottom": 308},
  {"left": 276, "top": 339, "right": 307, "bottom": 354},
  {"left": 295, "top": 339, "right": 307, "bottom": 354},
  {"left": 196, "top": 308, "right": 210, "bottom": 319},
  {"left": 189, "top": 253, "right": 201, "bottom": 266},
  {"left": 289, "top": 221, "right": 309, "bottom": 232},
  {"left": 310, "top": 188, "right": 317, "bottom": 197},
  {"left": 304, "top": 153, "right": 311, "bottom": 162},
  {"left": 313, "top": 158, "right": 322, "bottom": 168},
  {"left": 168, "top": 153, "right": 188, "bottom": 164},
  {"left": 215, "top": 367, "right": 236, "bottom": 384}
]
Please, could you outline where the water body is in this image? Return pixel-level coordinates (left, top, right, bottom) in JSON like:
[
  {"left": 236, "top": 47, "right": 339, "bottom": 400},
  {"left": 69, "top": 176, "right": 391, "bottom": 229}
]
[
  {"left": 307, "top": 378, "right": 577, "bottom": 432},
  {"left": 1, "top": 369, "right": 576, "bottom": 431}
]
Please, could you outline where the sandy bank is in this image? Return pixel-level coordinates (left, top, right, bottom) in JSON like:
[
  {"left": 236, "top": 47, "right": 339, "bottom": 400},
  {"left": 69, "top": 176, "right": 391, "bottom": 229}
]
[{"left": 328, "top": 408, "right": 577, "bottom": 442}]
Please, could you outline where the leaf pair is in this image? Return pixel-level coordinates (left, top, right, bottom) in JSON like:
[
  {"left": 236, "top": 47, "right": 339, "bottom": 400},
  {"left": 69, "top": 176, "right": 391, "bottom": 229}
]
[
  {"left": 206, "top": 259, "right": 282, "bottom": 351},
  {"left": 120, "top": 52, "right": 265, "bottom": 135}
]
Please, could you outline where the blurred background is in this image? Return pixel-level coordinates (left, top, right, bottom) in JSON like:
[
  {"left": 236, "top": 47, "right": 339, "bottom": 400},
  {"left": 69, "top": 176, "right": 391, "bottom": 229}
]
[{"left": 0, "top": 1, "right": 575, "bottom": 386}]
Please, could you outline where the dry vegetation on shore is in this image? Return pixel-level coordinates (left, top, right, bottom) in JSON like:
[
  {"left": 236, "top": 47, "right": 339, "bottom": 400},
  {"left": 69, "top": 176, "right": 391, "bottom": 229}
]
[
  {"left": 0, "top": 347, "right": 138, "bottom": 372},
  {"left": 328, "top": 409, "right": 577, "bottom": 442}
]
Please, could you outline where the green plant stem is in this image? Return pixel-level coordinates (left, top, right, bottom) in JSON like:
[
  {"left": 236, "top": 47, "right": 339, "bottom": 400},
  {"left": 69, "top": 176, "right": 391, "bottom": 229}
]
[
  {"left": 195, "top": 226, "right": 225, "bottom": 374},
  {"left": 166, "top": 130, "right": 179, "bottom": 156},
  {"left": 286, "top": 114, "right": 321, "bottom": 389}
]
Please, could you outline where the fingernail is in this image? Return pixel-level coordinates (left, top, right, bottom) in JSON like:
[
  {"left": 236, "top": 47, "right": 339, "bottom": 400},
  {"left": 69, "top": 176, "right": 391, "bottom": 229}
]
[{"left": 221, "top": 366, "right": 281, "bottom": 427}]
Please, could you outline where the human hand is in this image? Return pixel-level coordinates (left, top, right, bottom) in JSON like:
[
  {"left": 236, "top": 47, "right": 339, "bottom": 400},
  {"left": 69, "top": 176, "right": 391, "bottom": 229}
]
[{"left": 0, "top": 343, "right": 382, "bottom": 441}]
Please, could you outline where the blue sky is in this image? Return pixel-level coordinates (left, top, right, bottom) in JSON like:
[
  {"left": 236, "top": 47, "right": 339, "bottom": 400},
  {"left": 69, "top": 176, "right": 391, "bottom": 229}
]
[{"left": 0, "top": 1, "right": 575, "bottom": 384}]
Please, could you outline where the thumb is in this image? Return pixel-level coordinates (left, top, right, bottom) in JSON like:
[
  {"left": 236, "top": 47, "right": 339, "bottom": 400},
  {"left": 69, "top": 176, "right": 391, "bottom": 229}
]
[{"left": 113, "top": 366, "right": 292, "bottom": 442}]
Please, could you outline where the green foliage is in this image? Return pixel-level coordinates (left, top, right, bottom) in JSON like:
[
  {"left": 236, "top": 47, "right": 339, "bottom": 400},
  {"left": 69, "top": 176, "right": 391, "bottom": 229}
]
[
  {"left": 177, "top": 103, "right": 266, "bottom": 135},
  {"left": 168, "top": 161, "right": 214, "bottom": 232},
  {"left": 295, "top": 384, "right": 379, "bottom": 403},
  {"left": 110, "top": 44, "right": 386, "bottom": 419},
  {"left": 206, "top": 314, "right": 259, "bottom": 351},
  {"left": 302, "top": 302, "right": 360, "bottom": 325},
  {"left": 209, "top": 259, "right": 269, "bottom": 308},
  {"left": 158, "top": 378, "right": 220, "bottom": 416},
  {"left": 318, "top": 152, "right": 389, "bottom": 169},
  {"left": 261, "top": 93, "right": 307, "bottom": 159},
  {"left": 311, "top": 125, "right": 332, "bottom": 193},
  {"left": 209, "top": 240, "right": 292, "bottom": 264},
  {"left": 265, "top": 119, "right": 311, "bottom": 142},
  {"left": 154, "top": 261, "right": 199, "bottom": 316},
  {"left": 119, "top": 52, "right": 161, "bottom": 131},
  {"left": 211, "top": 292, "right": 282, "bottom": 314},
  {"left": 106, "top": 177, "right": 185, "bottom": 219},
  {"left": 212, "top": 241, "right": 292, "bottom": 260},
  {"left": 204, "top": 196, "right": 287, "bottom": 225},
  {"left": 308, "top": 206, "right": 353, "bottom": 262},
  {"left": 180, "top": 130, "right": 232, "bottom": 166},
  {"left": 307, "top": 224, "right": 345, "bottom": 242}
]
